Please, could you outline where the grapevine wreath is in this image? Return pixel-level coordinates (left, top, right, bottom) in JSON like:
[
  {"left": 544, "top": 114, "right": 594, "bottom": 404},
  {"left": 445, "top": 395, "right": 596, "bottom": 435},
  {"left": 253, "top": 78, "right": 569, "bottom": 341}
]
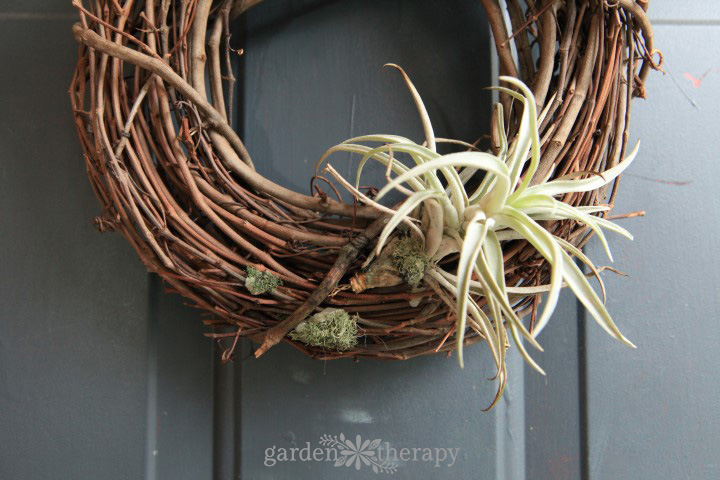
[{"left": 69, "top": 0, "right": 658, "bottom": 405}]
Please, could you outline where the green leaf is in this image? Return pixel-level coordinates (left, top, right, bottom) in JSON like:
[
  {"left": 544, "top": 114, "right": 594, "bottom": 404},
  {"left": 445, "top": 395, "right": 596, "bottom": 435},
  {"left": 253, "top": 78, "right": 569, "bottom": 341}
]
[
  {"left": 386, "top": 64, "right": 436, "bottom": 152},
  {"left": 380, "top": 143, "right": 469, "bottom": 215},
  {"left": 554, "top": 235, "right": 608, "bottom": 306},
  {"left": 495, "top": 102, "right": 508, "bottom": 158},
  {"left": 318, "top": 143, "right": 426, "bottom": 193},
  {"left": 526, "top": 142, "right": 641, "bottom": 197},
  {"left": 493, "top": 77, "right": 541, "bottom": 199},
  {"left": 520, "top": 199, "right": 633, "bottom": 262},
  {"left": 508, "top": 320, "right": 546, "bottom": 375},
  {"left": 429, "top": 269, "right": 503, "bottom": 376},
  {"left": 343, "top": 134, "right": 417, "bottom": 145},
  {"left": 559, "top": 247, "right": 636, "bottom": 348},
  {"left": 466, "top": 297, "right": 502, "bottom": 372},
  {"left": 376, "top": 152, "right": 510, "bottom": 208},
  {"left": 473, "top": 255, "right": 543, "bottom": 351},
  {"left": 456, "top": 211, "right": 493, "bottom": 368},
  {"left": 496, "top": 206, "right": 563, "bottom": 337},
  {"left": 374, "top": 190, "right": 442, "bottom": 256},
  {"left": 322, "top": 164, "right": 425, "bottom": 239},
  {"left": 355, "top": 144, "right": 413, "bottom": 189}
]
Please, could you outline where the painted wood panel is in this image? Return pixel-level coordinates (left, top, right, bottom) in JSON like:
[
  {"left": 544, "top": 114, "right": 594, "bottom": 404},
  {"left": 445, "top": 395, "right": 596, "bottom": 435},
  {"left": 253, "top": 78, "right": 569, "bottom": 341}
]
[
  {"left": 0, "top": 4, "right": 214, "bottom": 480},
  {"left": 583, "top": 22, "right": 720, "bottom": 480},
  {"left": 237, "top": 1, "right": 528, "bottom": 478}
]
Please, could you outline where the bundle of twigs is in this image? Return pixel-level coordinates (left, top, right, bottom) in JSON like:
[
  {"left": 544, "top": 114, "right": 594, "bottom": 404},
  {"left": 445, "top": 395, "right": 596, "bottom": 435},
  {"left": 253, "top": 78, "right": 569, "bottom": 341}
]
[{"left": 69, "top": 0, "right": 657, "bottom": 392}]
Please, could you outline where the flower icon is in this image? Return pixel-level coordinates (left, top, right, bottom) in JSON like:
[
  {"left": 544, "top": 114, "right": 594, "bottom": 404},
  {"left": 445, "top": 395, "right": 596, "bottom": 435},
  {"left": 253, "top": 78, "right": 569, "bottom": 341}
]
[
  {"left": 319, "top": 433, "right": 397, "bottom": 474},
  {"left": 339, "top": 434, "right": 379, "bottom": 470}
]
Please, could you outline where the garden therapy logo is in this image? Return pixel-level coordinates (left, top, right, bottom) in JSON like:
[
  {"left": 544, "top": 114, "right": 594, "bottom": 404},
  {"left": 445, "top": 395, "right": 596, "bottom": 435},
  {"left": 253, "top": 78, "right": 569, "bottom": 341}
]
[
  {"left": 320, "top": 434, "right": 397, "bottom": 473},
  {"left": 263, "top": 433, "right": 460, "bottom": 473}
]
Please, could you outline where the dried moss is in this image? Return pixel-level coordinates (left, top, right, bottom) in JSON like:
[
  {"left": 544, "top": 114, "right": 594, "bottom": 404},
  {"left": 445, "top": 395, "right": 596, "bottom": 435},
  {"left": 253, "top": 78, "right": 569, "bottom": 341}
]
[
  {"left": 245, "top": 266, "right": 282, "bottom": 295},
  {"left": 392, "top": 236, "right": 428, "bottom": 287},
  {"left": 290, "top": 308, "right": 358, "bottom": 351}
]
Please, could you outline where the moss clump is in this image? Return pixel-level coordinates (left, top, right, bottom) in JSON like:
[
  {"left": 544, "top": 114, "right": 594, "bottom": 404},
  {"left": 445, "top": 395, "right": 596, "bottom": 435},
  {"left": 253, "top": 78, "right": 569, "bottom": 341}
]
[
  {"left": 290, "top": 308, "right": 358, "bottom": 351},
  {"left": 245, "top": 266, "right": 282, "bottom": 295},
  {"left": 392, "top": 236, "right": 428, "bottom": 287}
]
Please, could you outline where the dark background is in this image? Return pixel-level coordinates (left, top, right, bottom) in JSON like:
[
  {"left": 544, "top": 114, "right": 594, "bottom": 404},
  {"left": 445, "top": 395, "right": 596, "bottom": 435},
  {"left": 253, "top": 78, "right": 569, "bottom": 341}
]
[{"left": 1, "top": 1, "right": 719, "bottom": 479}]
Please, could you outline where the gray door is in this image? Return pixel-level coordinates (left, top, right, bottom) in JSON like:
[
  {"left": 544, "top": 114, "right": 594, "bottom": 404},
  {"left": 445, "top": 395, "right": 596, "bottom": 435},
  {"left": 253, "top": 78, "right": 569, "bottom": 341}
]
[{"left": 1, "top": 1, "right": 718, "bottom": 479}]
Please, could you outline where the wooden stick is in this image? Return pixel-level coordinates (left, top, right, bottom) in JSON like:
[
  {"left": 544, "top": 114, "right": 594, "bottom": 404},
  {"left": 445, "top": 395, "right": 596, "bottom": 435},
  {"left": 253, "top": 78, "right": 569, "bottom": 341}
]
[{"left": 254, "top": 215, "right": 387, "bottom": 357}]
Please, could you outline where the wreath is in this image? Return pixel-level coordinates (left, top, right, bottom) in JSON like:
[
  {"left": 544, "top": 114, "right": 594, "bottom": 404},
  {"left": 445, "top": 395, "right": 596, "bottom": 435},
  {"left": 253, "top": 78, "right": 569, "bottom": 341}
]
[{"left": 69, "top": 0, "right": 658, "bottom": 406}]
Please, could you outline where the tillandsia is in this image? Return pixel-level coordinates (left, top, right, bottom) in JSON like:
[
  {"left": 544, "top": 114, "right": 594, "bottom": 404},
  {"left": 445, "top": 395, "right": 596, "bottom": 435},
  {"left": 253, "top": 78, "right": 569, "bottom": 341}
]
[{"left": 317, "top": 65, "right": 639, "bottom": 406}]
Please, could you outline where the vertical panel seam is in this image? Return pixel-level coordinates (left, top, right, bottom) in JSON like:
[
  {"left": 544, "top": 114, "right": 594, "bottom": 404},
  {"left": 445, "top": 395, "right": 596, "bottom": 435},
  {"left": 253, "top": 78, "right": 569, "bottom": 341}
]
[
  {"left": 145, "top": 274, "right": 160, "bottom": 480},
  {"left": 577, "top": 268, "right": 590, "bottom": 480}
]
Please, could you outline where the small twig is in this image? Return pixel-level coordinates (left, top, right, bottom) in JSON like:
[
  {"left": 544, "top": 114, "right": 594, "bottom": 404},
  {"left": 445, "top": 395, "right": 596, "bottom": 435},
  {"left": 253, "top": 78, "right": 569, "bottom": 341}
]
[
  {"left": 113, "top": 75, "right": 154, "bottom": 159},
  {"left": 71, "top": 0, "right": 162, "bottom": 60},
  {"left": 254, "top": 215, "right": 388, "bottom": 357},
  {"left": 501, "top": 0, "right": 556, "bottom": 47},
  {"left": 605, "top": 210, "right": 645, "bottom": 220}
]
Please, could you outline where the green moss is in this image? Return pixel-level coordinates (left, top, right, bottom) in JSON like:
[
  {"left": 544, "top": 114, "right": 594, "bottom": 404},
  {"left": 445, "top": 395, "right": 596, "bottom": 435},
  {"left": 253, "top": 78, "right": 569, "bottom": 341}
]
[
  {"left": 245, "top": 266, "right": 282, "bottom": 295},
  {"left": 290, "top": 308, "right": 358, "bottom": 351},
  {"left": 392, "top": 236, "right": 428, "bottom": 287}
]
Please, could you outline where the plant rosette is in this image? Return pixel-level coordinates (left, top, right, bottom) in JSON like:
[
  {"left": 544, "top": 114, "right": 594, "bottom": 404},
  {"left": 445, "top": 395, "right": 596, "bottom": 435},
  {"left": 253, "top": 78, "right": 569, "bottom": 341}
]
[{"left": 319, "top": 68, "right": 639, "bottom": 407}]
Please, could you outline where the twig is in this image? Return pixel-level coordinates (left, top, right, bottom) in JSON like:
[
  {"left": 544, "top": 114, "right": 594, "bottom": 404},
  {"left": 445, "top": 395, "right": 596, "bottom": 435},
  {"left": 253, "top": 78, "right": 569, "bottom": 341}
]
[
  {"left": 254, "top": 214, "right": 388, "bottom": 357},
  {"left": 72, "top": 23, "right": 382, "bottom": 219}
]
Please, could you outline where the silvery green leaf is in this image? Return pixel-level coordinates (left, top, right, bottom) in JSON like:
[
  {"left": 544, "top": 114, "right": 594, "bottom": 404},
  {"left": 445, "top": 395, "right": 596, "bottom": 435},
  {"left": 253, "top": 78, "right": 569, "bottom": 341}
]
[
  {"left": 591, "top": 214, "right": 634, "bottom": 240},
  {"left": 495, "top": 102, "right": 508, "bottom": 158},
  {"left": 465, "top": 149, "right": 518, "bottom": 204},
  {"left": 488, "top": 293, "right": 506, "bottom": 376},
  {"left": 522, "top": 199, "right": 616, "bottom": 262},
  {"left": 456, "top": 212, "right": 492, "bottom": 368},
  {"left": 495, "top": 77, "right": 541, "bottom": 198},
  {"left": 319, "top": 143, "right": 426, "bottom": 193},
  {"left": 458, "top": 166, "right": 478, "bottom": 186},
  {"left": 496, "top": 86, "right": 532, "bottom": 189},
  {"left": 374, "top": 153, "right": 511, "bottom": 226},
  {"left": 480, "top": 230, "right": 511, "bottom": 374},
  {"left": 510, "top": 193, "right": 557, "bottom": 211},
  {"left": 466, "top": 296, "right": 502, "bottom": 371},
  {"left": 497, "top": 206, "right": 563, "bottom": 337},
  {"left": 552, "top": 202, "right": 618, "bottom": 261},
  {"left": 354, "top": 144, "right": 412, "bottom": 187},
  {"left": 483, "top": 230, "right": 505, "bottom": 287},
  {"left": 357, "top": 142, "right": 447, "bottom": 195},
  {"left": 373, "top": 144, "right": 469, "bottom": 216},
  {"left": 525, "top": 141, "right": 641, "bottom": 197},
  {"left": 378, "top": 143, "right": 469, "bottom": 214},
  {"left": 385, "top": 63, "right": 436, "bottom": 152},
  {"left": 554, "top": 235, "right": 608, "bottom": 305},
  {"left": 507, "top": 320, "right": 546, "bottom": 375},
  {"left": 343, "top": 134, "right": 417, "bottom": 145},
  {"left": 577, "top": 205, "right": 612, "bottom": 214},
  {"left": 473, "top": 256, "right": 543, "bottom": 351},
  {"left": 374, "top": 190, "right": 442, "bottom": 256},
  {"left": 429, "top": 263, "right": 504, "bottom": 374},
  {"left": 385, "top": 151, "right": 511, "bottom": 213},
  {"left": 559, "top": 247, "right": 636, "bottom": 348},
  {"left": 323, "top": 164, "right": 425, "bottom": 239},
  {"left": 525, "top": 200, "right": 633, "bottom": 262}
]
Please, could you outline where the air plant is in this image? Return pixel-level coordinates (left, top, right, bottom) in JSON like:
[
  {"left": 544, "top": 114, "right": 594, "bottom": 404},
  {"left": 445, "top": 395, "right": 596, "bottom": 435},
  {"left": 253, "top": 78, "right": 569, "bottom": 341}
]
[{"left": 317, "top": 65, "right": 639, "bottom": 405}]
